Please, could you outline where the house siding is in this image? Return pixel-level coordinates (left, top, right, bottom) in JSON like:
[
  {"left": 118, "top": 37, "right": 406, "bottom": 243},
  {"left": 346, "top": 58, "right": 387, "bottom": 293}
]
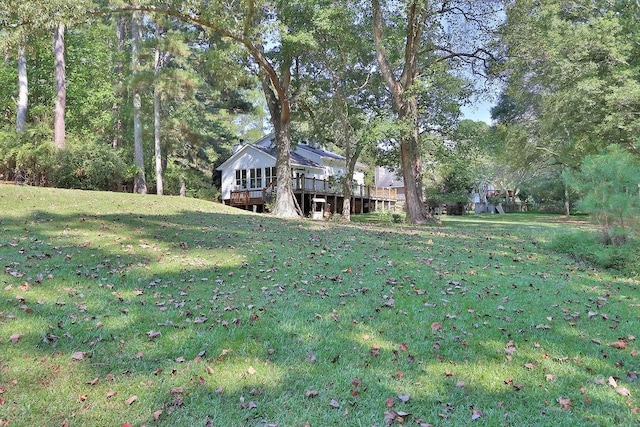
[{"left": 219, "top": 146, "right": 275, "bottom": 200}]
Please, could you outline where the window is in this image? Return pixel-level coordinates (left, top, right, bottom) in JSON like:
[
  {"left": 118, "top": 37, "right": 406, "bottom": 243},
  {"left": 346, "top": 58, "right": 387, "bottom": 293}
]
[
  {"left": 265, "top": 167, "right": 277, "bottom": 186},
  {"left": 235, "top": 169, "right": 247, "bottom": 188},
  {"left": 249, "top": 168, "right": 262, "bottom": 189}
]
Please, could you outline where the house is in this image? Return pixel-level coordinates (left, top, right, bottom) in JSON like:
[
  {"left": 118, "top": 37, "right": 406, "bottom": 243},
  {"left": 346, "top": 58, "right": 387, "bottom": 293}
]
[
  {"left": 374, "top": 167, "right": 405, "bottom": 202},
  {"left": 216, "top": 133, "right": 398, "bottom": 215}
]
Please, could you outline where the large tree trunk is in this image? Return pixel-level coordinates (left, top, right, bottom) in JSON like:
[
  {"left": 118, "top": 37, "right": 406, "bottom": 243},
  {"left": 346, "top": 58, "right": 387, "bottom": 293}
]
[
  {"left": 261, "top": 74, "right": 301, "bottom": 218},
  {"left": 563, "top": 177, "right": 570, "bottom": 217},
  {"left": 271, "top": 120, "right": 300, "bottom": 218},
  {"left": 339, "top": 98, "right": 361, "bottom": 222},
  {"left": 112, "top": 16, "right": 127, "bottom": 149},
  {"left": 398, "top": 97, "right": 428, "bottom": 223},
  {"left": 53, "top": 23, "right": 66, "bottom": 150},
  {"left": 372, "top": 0, "right": 432, "bottom": 224},
  {"left": 154, "top": 22, "right": 164, "bottom": 196},
  {"left": 17, "top": 40, "right": 28, "bottom": 133},
  {"left": 132, "top": 11, "right": 147, "bottom": 194}
]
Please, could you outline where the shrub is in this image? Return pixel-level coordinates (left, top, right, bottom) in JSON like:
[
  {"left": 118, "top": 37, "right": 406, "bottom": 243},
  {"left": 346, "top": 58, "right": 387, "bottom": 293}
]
[
  {"left": 0, "top": 126, "right": 55, "bottom": 186},
  {"left": 564, "top": 145, "right": 640, "bottom": 243},
  {"left": 53, "top": 139, "right": 126, "bottom": 191},
  {"left": 550, "top": 231, "right": 640, "bottom": 274}
]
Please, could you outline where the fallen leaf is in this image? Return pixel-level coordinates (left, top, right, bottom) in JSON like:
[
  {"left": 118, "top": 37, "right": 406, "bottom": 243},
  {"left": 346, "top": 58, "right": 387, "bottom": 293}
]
[
  {"left": 10, "top": 334, "right": 20, "bottom": 344},
  {"left": 524, "top": 363, "right": 536, "bottom": 370},
  {"left": 557, "top": 397, "right": 572, "bottom": 411},
  {"left": 471, "top": 409, "right": 483, "bottom": 420},
  {"left": 146, "top": 330, "right": 161, "bottom": 339},
  {"left": 329, "top": 399, "right": 340, "bottom": 408},
  {"left": 545, "top": 374, "right": 556, "bottom": 382},
  {"left": 610, "top": 340, "right": 628, "bottom": 350},
  {"left": 431, "top": 322, "right": 442, "bottom": 332},
  {"left": 305, "top": 389, "right": 318, "bottom": 398},
  {"left": 153, "top": 410, "right": 163, "bottom": 421},
  {"left": 616, "top": 387, "right": 631, "bottom": 397},
  {"left": 398, "top": 394, "right": 410, "bottom": 403},
  {"left": 455, "top": 381, "right": 465, "bottom": 388},
  {"left": 106, "top": 391, "right": 117, "bottom": 398},
  {"left": 608, "top": 376, "right": 618, "bottom": 388},
  {"left": 170, "top": 387, "right": 183, "bottom": 394},
  {"left": 125, "top": 395, "right": 138, "bottom": 405},
  {"left": 370, "top": 345, "right": 381, "bottom": 356},
  {"left": 71, "top": 352, "right": 87, "bottom": 360},
  {"left": 247, "top": 366, "right": 257, "bottom": 375}
]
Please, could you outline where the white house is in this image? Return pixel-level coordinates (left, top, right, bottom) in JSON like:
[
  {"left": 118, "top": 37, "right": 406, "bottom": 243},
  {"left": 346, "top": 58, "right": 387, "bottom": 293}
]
[{"left": 216, "top": 133, "right": 395, "bottom": 214}]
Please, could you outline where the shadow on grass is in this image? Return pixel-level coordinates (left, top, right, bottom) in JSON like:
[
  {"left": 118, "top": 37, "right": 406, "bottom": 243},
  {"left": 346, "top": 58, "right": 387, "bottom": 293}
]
[{"left": 0, "top": 204, "right": 638, "bottom": 426}]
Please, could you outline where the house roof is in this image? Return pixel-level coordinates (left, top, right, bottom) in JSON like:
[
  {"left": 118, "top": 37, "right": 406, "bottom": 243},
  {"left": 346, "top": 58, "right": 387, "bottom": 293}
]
[
  {"left": 297, "top": 143, "right": 345, "bottom": 161},
  {"left": 253, "top": 145, "right": 321, "bottom": 168},
  {"left": 215, "top": 143, "right": 322, "bottom": 171},
  {"left": 375, "top": 167, "right": 404, "bottom": 188}
]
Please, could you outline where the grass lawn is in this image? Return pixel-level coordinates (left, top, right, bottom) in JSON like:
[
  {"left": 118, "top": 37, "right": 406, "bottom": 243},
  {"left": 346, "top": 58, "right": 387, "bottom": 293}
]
[{"left": 0, "top": 185, "right": 638, "bottom": 426}]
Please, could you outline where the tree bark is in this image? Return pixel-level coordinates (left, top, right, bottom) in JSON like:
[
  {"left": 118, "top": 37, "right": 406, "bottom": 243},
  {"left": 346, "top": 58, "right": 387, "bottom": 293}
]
[
  {"left": 17, "top": 39, "right": 28, "bottom": 133},
  {"left": 372, "top": 0, "right": 432, "bottom": 224},
  {"left": 563, "top": 177, "right": 570, "bottom": 217},
  {"left": 112, "top": 16, "right": 127, "bottom": 149},
  {"left": 154, "top": 22, "right": 163, "bottom": 196},
  {"left": 261, "top": 73, "right": 301, "bottom": 218},
  {"left": 132, "top": 11, "right": 147, "bottom": 194},
  {"left": 53, "top": 23, "right": 66, "bottom": 150}
]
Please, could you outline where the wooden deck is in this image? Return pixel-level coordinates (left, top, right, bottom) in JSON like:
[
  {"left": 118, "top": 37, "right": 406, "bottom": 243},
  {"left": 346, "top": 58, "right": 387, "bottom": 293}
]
[{"left": 228, "top": 177, "right": 399, "bottom": 214}]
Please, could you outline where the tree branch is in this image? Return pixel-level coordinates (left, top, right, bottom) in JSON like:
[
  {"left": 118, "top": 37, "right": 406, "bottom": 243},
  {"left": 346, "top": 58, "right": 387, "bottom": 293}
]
[{"left": 98, "top": 5, "right": 289, "bottom": 112}]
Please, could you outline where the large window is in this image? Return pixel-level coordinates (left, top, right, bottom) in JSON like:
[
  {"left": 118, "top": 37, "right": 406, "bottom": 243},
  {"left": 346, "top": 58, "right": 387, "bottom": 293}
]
[
  {"left": 235, "top": 169, "right": 247, "bottom": 188},
  {"left": 249, "top": 168, "right": 262, "bottom": 189},
  {"left": 265, "top": 167, "right": 277, "bottom": 186}
]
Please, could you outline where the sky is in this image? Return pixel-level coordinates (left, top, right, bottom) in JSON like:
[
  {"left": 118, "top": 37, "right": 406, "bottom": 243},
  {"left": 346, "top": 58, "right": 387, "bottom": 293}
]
[{"left": 461, "top": 99, "right": 494, "bottom": 124}]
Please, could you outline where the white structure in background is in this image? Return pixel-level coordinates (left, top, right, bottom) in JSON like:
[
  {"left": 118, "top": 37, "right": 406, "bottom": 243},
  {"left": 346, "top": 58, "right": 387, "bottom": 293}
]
[{"left": 216, "top": 133, "right": 395, "bottom": 214}]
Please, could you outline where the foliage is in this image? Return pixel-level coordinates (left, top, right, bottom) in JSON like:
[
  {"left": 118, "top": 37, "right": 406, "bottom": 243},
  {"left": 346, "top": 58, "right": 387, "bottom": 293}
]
[
  {"left": 564, "top": 145, "right": 640, "bottom": 243},
  {"left": 52, "top": 139, "right": 127, "bottom": 191},
  {"left": 494, "top": 0, "right": 640, "bottom": 170},
  {"left": 1, "top": 187, "right": 639, "bottom": 426},
  {"left": 550, "top": 231, "right": 640, "bottom": 274},
  {"left": 0, "top": 125, "right": 54, "bottom": 185}
]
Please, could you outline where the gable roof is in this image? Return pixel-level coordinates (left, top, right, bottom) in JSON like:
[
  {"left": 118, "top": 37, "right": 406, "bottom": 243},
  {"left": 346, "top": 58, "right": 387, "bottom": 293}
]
[
  {"left": 253, "top": 145, "right": 321, "bottom": 168},
  {"left": 215, "top": 143, "right": 321, "bottom": 171},
  {"left": 297, "top": 143, "right": 345, "bottom": 161},
  {"left": 375, "top": 167, "right": 404, "bottom": 188}
]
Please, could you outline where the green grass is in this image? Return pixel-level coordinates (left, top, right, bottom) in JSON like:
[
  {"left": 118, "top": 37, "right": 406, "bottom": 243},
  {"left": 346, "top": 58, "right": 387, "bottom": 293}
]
[{"left": 1, "top": 185, "right": 638, "bottom": 426}]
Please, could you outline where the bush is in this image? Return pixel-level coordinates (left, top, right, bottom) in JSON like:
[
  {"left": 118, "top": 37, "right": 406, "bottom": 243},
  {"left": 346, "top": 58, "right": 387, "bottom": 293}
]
[
  {"left": 565, "top": 145, "right": 640, "bottom": 242},
  {"left": 163, "top": 163, "right": 217, "bottom": 199},
  {"left": 53, "top": 139, "right": 126, "bottom": 191},
  {"left": 550, "top": 231, "right": 640, "bottom": 274},
  {"left": 0, "top": 126, "right": 55, "bottom": 185}
]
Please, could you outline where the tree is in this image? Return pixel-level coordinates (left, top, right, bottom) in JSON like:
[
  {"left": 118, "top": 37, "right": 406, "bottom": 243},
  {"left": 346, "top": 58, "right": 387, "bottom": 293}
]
[
  {"left": 565, "top": 145, "right": 640, "bottom": 243},
  {"left": 297, "top": 1, "right": 379, "bottom": 221},
  {"left": 53, "top": 23, "right": 66, "bottom": 149},
  {"left": 108, "top": 1, "right": 329, "bottom": 217},
  {"left": 153, "top": 20, "right": 164, "bottom": 195},
  {"left": 494, "top": 0, "right": 640, "bottom": 199},
  {"left": 371, "top": 0, "right": 503, "bottom": 224},
  {"left": 131, "top": 10, "right": 147, "bottom": 194},
  {"left": 16, "top": 38, "right": 28, "bottom": 133}
]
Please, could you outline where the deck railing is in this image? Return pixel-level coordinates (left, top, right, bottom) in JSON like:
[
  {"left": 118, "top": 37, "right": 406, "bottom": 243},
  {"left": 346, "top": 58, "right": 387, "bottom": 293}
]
[
  {"left": 230, "top": 177, "right": 397, "bottom": 206},
  {"left": 292, "top": 176, "right": 398, "bottom": 200}
]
